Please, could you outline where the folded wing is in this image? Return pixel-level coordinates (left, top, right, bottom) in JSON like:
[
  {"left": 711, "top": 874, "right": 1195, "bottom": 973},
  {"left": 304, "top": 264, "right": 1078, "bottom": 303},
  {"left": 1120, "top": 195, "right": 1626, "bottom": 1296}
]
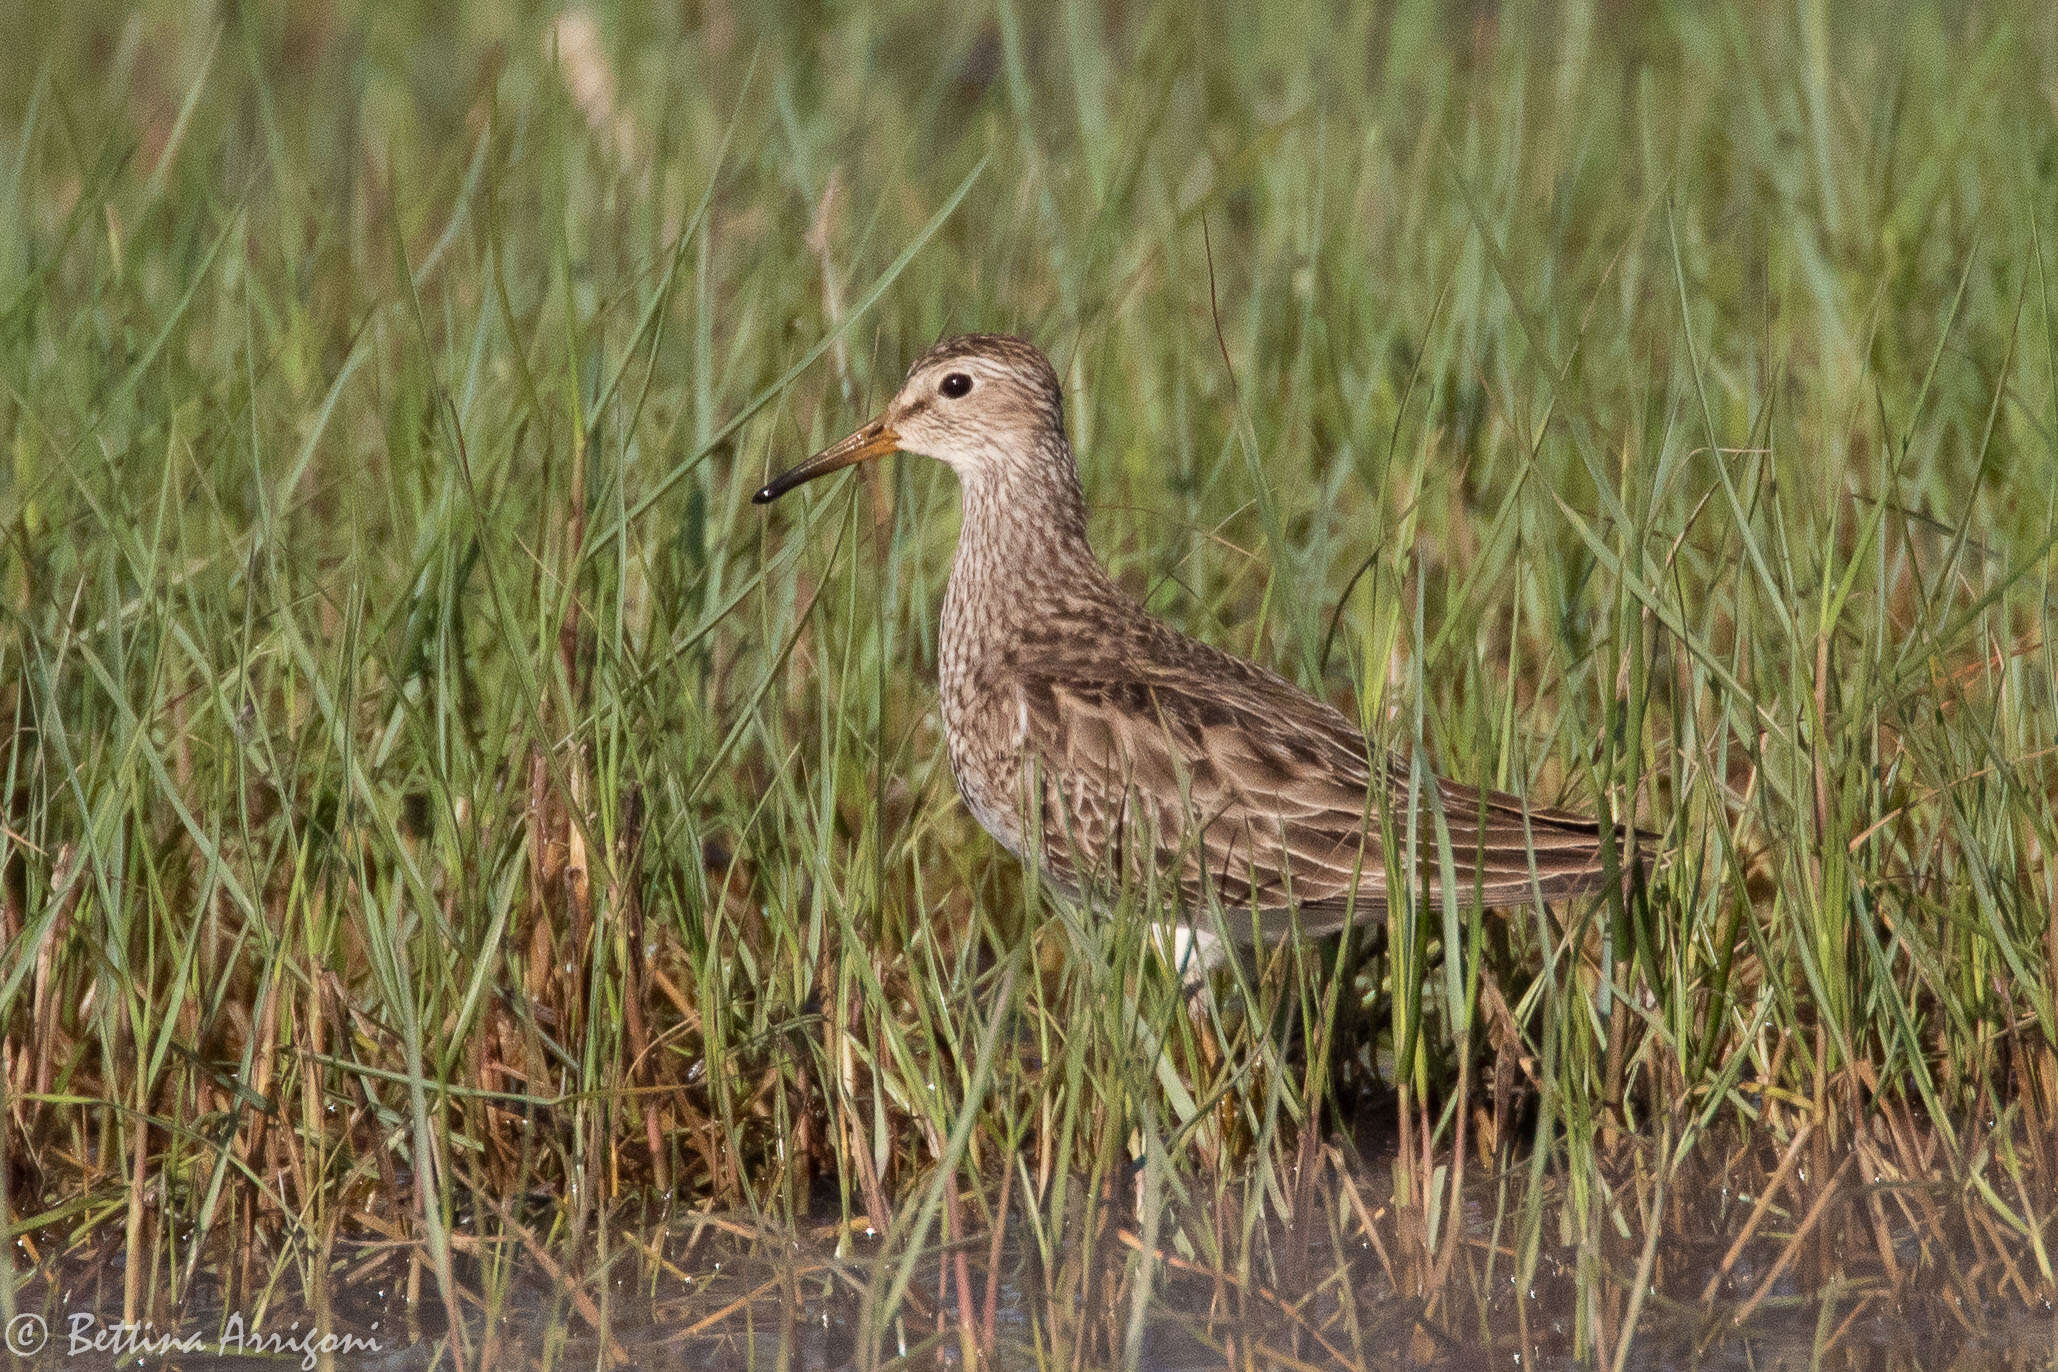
[{"left": 1014, "top": 653, "right": 1623, "bottom": 939}]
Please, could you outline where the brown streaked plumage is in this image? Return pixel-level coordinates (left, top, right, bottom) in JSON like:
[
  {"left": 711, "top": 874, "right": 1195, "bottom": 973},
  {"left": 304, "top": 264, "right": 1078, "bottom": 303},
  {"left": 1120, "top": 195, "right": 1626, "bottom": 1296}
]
[{"left": 756, "top": 333, "right": 1638, "bottom": 961}]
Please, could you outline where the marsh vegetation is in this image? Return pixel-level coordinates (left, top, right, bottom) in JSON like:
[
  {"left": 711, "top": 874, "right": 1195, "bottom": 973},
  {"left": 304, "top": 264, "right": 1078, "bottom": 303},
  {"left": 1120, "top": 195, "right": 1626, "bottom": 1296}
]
[{"left": 3, "top": 2, "right": 2057, "bottom": 1366}]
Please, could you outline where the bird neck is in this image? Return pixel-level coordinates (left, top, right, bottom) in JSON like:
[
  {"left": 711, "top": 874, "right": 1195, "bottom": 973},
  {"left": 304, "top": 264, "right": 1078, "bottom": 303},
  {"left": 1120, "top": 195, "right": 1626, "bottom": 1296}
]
[{"left": 945, "top": 435, "right": 1111, "bottom": 640}]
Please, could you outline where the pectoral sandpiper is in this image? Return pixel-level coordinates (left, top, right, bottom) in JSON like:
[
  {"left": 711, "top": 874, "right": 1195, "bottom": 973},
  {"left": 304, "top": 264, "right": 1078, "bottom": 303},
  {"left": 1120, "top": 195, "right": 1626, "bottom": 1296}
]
[{"left": 755, "top": 334, "right": 1635, "bottom": 971}]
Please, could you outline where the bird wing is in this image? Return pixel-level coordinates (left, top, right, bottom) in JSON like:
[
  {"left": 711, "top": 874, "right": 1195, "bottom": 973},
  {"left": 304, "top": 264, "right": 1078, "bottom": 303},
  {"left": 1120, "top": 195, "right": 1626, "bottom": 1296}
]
[{"left": 1013, "top": 652, "right": 1620, "bottom": 939}]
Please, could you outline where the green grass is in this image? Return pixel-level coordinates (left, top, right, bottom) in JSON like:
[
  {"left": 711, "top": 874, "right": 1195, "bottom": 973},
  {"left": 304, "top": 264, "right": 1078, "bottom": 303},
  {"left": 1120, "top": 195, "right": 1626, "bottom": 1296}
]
[{"left": 3, "top": 1, "right": 2057, "bottom": 1365}]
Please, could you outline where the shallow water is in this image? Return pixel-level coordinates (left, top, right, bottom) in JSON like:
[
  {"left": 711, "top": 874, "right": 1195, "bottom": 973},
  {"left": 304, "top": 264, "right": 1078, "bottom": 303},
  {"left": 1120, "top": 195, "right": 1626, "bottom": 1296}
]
[
  {"left": 11, "top": 1095, "right": 2053, "bottom": 1369},
  {"left": 14, "top": 1180, "right": 2058, "bottom": 1371}
]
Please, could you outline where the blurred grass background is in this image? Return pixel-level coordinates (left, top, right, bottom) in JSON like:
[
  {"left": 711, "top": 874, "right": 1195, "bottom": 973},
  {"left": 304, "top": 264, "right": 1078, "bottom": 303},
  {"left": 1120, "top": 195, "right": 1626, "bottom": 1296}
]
[{"left": 3, "top": 0, "right": 2057, "bottom": 1364}]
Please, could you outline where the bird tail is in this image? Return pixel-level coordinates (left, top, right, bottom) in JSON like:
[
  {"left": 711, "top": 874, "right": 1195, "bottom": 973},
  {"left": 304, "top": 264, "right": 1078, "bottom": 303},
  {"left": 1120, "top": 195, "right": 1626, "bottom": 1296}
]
[{"left": 1417, "top": 775, "right": 1649, "bottom": 908}]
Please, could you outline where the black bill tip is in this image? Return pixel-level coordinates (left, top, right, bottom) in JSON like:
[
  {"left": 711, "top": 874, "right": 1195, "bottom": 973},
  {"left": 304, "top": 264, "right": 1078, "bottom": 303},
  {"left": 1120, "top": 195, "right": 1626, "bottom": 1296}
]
[{"left": 753, "top": 469, "right": 807, "bottom": 504}]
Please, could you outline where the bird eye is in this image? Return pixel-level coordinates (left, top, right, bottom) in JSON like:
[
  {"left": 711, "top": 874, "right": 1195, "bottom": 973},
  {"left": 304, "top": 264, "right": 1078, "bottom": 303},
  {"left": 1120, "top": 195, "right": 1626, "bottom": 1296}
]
[{"left": 939, "top": 372, "right": 973, "bottom": 399}]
